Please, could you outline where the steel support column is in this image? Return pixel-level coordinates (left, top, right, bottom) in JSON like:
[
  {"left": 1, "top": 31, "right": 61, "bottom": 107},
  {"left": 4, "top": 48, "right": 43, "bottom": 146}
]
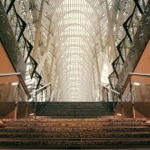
[
  {"left": 32, "top": 0, "right": 45, "bottom": 58},
  {"left": 104, "top": 0, "right": 117, "bottom": 59}
]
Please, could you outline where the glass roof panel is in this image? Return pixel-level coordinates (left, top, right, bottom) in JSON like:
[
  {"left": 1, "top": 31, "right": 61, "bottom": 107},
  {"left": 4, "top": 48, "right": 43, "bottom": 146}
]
[{"left": 19, "top": 0, "right": 136, "bottom": 101}]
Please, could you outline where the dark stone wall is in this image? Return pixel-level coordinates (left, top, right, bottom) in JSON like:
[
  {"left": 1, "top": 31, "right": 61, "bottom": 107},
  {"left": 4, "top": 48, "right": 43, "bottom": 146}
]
[
  {"left": 0, "top": 1, "right": 26, "bottom": 79},
  {"left": 116, "top": 1, "right": 150, "bottom": 92}
]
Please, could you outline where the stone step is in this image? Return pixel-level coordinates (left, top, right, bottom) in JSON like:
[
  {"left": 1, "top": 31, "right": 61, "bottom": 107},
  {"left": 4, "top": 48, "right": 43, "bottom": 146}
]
[
  {"left": 1, "top": 116, "right": 150, "bottom": 149},
  {"left": 4, "top": 121, "right": 146, "bottom": 127},
  {"left": 35, "top": 102, "right": 114, "bottom": 117},
  {"left": 35, "top": 102, "right": 115, "bottom": 109},
  {"left": 3, "top": 118, "right": 146, "bottom": 122},
  {"left": 36, "top": 109, "right": 113, "bottom": 117},
  {"left": 0, "top": 132, "right": 150, "bottom": 138},
  {"left": 1, "top": 126, "right": 150, "bottom": 133},
  {"left": 0, "top": 138, "right": 150, "bottom": 148}
]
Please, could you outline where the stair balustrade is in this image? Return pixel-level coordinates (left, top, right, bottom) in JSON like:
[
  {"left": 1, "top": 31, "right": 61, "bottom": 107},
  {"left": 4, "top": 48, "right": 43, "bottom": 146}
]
[
  {"left": 0, "top": 72, "right": 30, "bottom": 119},
  {"left": 109, "top": 0, "right": 149, "bottom": 89}
]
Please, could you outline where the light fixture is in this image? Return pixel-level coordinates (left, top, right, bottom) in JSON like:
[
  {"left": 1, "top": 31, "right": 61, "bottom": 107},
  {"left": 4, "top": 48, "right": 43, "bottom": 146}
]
[
  {"left": 11, "top": 82, "right": 19, "bottom": 86},
  {"left": 29, "top": 113, "right": 35, "bottom": 116},
  {"left": 133, "top": 82, "right": 140, "bottom": 86},
  {"left": 116, "top": 113, "right": 122, "bottom": 116}
]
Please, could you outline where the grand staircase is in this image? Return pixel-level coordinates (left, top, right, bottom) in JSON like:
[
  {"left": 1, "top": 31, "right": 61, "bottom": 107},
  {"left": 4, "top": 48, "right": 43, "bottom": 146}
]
[
  {"left": 0, "top": 117, "right": 150, "bottom": 149},
  {"left": 0, "top": 102, "right": 150, "bottom": 149},
  {"left": 35, "top": 102, "right": 115, "bottom": 118}
]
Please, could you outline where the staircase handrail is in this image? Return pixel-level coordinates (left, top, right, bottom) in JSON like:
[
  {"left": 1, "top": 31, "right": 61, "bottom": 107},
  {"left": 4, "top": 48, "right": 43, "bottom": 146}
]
[
  {"left": 121, "top": 72, "right": 150, "bottom": 95},
  {"left": 0, "top": 72, "right": 30, "bottom": 98},
  {"left": 99, "top": 83, "right": 120, "bottom": 95},
  {"left": 31, "top": 83, "right": 51, "bottom": 94},
  {"left": 0, "top": 72, "right": 21, "bottom": 77},
  {"left": 129, "top": 72, "right": 150, "bottom": 77}
]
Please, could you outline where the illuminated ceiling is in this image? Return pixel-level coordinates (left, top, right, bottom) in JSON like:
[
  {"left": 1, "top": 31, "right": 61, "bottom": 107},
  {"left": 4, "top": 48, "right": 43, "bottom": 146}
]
[
  {"left": 2, "top": 0, "right": 140, "bottom": 101},
  {"left": 30, "top": 0, "right": 135, "bottom": 102}
]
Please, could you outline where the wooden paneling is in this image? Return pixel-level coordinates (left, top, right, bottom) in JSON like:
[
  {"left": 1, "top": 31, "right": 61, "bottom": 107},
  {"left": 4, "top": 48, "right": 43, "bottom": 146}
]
[{"left": 0, "top": 42, "right": 18, "bottom": 84}]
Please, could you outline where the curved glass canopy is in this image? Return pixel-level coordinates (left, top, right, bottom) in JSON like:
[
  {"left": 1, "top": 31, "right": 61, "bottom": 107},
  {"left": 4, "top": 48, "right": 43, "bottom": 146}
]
[
  {"left": 48, "top": 0, "right": 110, "bottom": 101},
  {"left": 32, "top": 0, "right": 135, "bottom": 101},
  {"left": 5, "top": 0, "right": 139, "bottom": 101}
]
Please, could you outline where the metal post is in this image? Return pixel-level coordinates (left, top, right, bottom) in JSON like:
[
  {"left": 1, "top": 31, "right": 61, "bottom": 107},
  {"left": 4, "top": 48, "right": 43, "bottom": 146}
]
[
  {"left": 120, "top": 95, "right": 124, "bottom": 119},
  {"left": 14, "top": 102, "right": 18, "bottom": 120},
  {"left": 106, "top": 88, "right": 109, "bottom": 114},
  {"left": 33, "top": 93, "right": 37, "bottom": 119},
  {"left": 45, "top": 87, "right": 47, "bottom": 101},
  {"left": 102, "top": 87, "right": 104, "bottom": 101},
  {"left": 99, "top": 84, "right": 101, "bottom": 101},
  {"left": 130, "top": 80, "right": 135, "bottom": 119},
  {"left": 25, "top": 101, "right": 29, "bottom": 118},
  {"left": 14, "top": 83, "right": 19, "bottom": 120},
  {"left": 112, "top": 92, "right": 115, "bottom": 119},
  {"left": 25, "top": 87, "right": 29, "bottom": 118}
]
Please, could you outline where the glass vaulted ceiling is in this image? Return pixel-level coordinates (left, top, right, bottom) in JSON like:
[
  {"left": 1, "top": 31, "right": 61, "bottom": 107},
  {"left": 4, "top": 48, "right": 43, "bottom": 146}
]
[
  {"left": 53, "top": 0, "right": 99, "bottom": 101},
  {"left": 27, "top": 0, "right": 135, "bottom": 101}
]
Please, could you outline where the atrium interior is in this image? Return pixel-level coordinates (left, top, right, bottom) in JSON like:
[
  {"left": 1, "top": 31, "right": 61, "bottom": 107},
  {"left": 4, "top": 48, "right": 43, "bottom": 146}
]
[{"left": 0, "top": 0, "right": 150, "bottom": 149}]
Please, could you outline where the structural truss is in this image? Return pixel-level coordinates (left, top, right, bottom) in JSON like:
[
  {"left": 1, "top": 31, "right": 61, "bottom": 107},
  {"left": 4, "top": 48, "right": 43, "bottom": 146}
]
[{"left": 2, "top": 0, "right": 148, "bottom": 101}]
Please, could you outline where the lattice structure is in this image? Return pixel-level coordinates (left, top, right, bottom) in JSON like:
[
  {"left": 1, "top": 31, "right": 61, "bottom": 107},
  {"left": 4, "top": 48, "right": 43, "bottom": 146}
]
[{"left": 1, "top": 0, "right": 148, "bottom": 102}]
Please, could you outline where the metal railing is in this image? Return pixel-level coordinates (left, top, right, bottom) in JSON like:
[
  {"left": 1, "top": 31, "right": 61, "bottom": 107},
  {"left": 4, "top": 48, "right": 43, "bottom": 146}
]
[
  {"left": 0, "top": 72, "right": 30, "bottom": 99},
  {"left": 0, "top": 72, "right": 52, "bottom": 119},
  {"left": 99, "top": 83, "right": 122, "bottom": 119},
  {"left": 101, "top": 72, "right": 150, "bottom": 119},
  {"left": 29, "top": 83, "right": 51, "bottom": 119},
  {"left": 0, "top": 72, "right": 30, "bottom": 119},
  {"left": 109, "top": 0, "right": 147, "bottom": 89},
  {"left": 1, "top": 0, "right": 41, "bottom": 90},
  {"left": 120, "top": 72, "right": 150, "bottom": 119}
]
